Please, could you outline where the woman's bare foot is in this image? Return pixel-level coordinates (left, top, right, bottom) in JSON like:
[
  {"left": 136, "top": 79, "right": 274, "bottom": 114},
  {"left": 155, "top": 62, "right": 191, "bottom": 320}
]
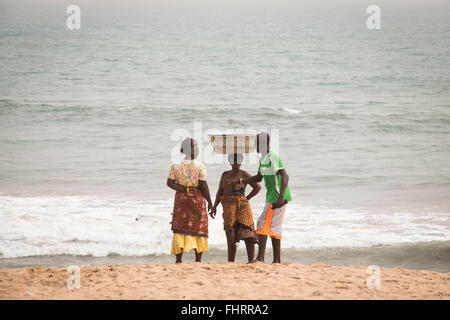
[{"left": 248, "top": 259, "right": 263, "bottom": 264}]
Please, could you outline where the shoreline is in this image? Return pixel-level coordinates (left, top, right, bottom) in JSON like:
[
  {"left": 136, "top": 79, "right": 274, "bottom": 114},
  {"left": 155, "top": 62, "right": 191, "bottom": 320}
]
[
  {"left": 2, "top": 240, "right": 450, "bottom": 273},
  {"left": 1, "top": 262, "right": 449, "bottom": 300}
]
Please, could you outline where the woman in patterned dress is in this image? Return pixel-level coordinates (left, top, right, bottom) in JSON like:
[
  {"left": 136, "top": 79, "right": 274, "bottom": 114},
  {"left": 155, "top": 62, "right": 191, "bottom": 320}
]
[{"left": 167, "top": 138, "right": 214, "bottom": 263}]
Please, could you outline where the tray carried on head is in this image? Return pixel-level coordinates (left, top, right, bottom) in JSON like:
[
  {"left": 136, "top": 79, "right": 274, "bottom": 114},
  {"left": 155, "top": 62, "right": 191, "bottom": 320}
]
[{"left": 208, "top": 132, "right": 257, "bottom": 155}]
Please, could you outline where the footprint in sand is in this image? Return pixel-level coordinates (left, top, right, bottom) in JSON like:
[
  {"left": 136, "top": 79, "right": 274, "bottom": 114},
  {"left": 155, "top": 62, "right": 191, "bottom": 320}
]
[{"left": 335, "top": 286, "right": 349, "bottom": 289}]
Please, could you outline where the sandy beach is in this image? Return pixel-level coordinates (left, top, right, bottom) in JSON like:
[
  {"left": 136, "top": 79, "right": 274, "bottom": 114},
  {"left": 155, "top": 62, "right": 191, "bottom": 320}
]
[{"left": 1, "top": 262, "right": 449, "bottom": 300}]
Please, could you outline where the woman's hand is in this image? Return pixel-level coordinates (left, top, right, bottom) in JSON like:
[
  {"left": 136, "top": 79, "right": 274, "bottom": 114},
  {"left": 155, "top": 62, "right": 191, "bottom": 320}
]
[
  {"left": 208, "top": 202, "right": 215, "bottom": 219},
  {"left": 209, "top": 205, "right": 216, "bottom": 219}
]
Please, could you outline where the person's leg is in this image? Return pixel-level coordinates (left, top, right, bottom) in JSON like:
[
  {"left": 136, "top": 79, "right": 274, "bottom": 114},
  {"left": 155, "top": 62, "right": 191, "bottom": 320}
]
[
  {"left": 256, "top": 234, "right": 267, "bottom": 262},
  {"left": 195, "top": 249, "right": 203, "bottom": 262},
  {"left": 255, "top": 203, "right": 272, "bottom": 262},
  {"left": 244, "top": 238, "right": 255, "bottom": 263},
  {"left": 225, "top": 230, "right": 237, "bottom": 262},
  {"left": 269, "top": 204, "right": 286, "bottom": 263},
  {"left": 271, "top": 237, "right": 281, "bottom": 263},
  {"left": 175, "top": 253, "right": 183, "bottom": 264}
]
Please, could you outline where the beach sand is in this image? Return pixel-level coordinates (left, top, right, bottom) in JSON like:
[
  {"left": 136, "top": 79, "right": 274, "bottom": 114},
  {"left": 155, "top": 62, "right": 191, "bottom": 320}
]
[{"left": 0, "top": 262, "right": 449, "bottom": 300}]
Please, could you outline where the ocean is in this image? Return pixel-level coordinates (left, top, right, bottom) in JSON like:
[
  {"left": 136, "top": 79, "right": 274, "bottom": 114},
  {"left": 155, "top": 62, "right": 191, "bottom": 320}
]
[{"left": 0, "top": 0, "right": 449, "bottom": 272}]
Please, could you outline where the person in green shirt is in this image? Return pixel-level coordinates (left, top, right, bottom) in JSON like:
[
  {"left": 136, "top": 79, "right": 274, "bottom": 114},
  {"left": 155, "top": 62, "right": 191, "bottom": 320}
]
[{"left": 232, "top": 131, "right": 291, "bottom": 263}]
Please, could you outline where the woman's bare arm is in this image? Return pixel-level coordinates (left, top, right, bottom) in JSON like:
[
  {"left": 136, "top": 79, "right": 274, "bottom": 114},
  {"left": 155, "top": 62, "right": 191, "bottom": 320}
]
[
  {"left": 198, "top": 180, "right": 213, "bottom": 217},
  {"left": 211, "top": 173, "right": 225, "bottom": 217},
  {"left": 167, "top": 178, "right": 186, "bottom": 193}
]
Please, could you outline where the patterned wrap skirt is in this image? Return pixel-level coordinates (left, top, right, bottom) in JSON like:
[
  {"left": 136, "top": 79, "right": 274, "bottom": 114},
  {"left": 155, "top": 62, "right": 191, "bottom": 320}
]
[
  {"left": 171, "top": 189, "right": 208, "bottom": 237},
  {"left": 220, "top": 195, "right": 257, "bottom": 243}
]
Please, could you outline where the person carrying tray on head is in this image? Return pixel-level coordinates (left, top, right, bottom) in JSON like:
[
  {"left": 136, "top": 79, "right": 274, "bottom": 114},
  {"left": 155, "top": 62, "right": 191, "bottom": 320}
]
[
  {"left": 210, "top": 153, "right": 261, "bottom": 263},
  {"left": 229, "top": 132, "right": 292, "bottom": 263}
]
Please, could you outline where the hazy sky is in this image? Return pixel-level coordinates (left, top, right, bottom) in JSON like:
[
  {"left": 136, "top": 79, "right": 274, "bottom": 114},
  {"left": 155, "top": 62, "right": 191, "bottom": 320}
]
[{"left": 2, "top": 0, "right": 450, "bottom": 12}]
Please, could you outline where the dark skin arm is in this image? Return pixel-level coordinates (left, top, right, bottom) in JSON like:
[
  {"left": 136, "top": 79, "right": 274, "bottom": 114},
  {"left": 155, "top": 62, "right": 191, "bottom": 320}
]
[
  {"left": 167, "top": 178, "right": 187, "bottom": 193},
  {"left": 242, "top": 171, "right": 261, "bottom": 201},
  {"left": 241, "top": 171, "right": 263, "bottom": 184},
  {"left": 198, "top": 180, "right": 214, "bottom": 218},
  {"left": 240, "top": 169, "right": 289, "bottom": 209},
  {"left": 226, "top": 169, "right": 262, "bottom": 187},
  {"left": 274, "top": 168, "right": 289, "bottom": 209},
  {"left": 211, "top": 173, "right": 225, "bottom": 218}
]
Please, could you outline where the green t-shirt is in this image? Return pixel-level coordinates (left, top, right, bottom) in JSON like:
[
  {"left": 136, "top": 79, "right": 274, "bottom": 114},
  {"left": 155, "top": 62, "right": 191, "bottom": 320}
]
[{"left": 258, "top": 150, "right": 292, "bottom": 203}]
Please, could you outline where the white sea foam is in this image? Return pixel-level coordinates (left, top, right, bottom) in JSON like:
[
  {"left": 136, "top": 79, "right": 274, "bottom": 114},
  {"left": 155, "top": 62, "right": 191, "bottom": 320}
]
[
  {"left": 281, "top": 107, "right": 302, "bottom": 114},
  {"left": 0, "top": 195, "right": 448, "bottom": 259}
]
